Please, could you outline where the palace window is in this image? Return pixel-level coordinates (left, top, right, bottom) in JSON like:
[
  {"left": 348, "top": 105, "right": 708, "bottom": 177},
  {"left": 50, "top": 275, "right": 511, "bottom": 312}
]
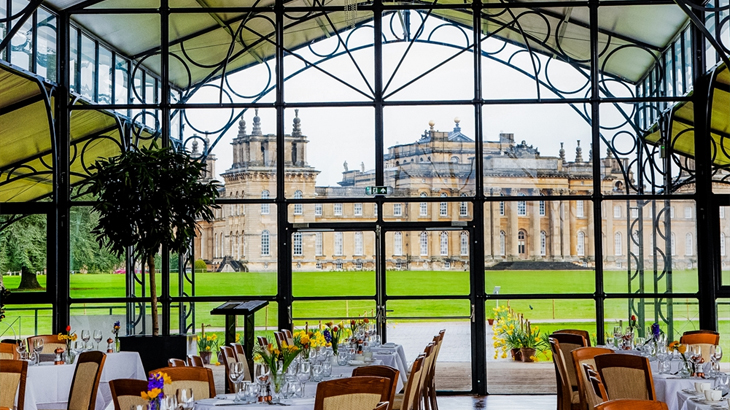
[
  {"left": 499, "top": 231, "right": 506, "bottom": 256},
  {"left": 293, "top": 191, "right": 302, "bottom": 215},
  {"left": 293, "top": 232, "right": 302, "bottom": 256},
  {"left": 261, "top": 190, "right": 270, "bottom": 214},
  {"left": 261, "top": 230, "right": 270, "bottom": 256},
  {"left": 460, "top": 194, "right": 468, "bottom": 217},
  {"left": 394, "top": 232, "right": 403, "bottom": 256},
  {"left": 460, "top": 232, "right": 468, "bottom": 256},
  {"left": 517, "top": 195, "right": 526, "bottom": 216},
  {"left": 686, "top": 233, "right": 693, "bottom": 256},
  {"left": 420, "top": 193, "right": 428, "bottom": 216},
  {"left": 440, "top": 193, "right": 448, "bottom": 217},
  {"left": 354, "top": 203, "right": 362, "bottom": 216},
  {"left": 420, "top": 232, "right": 428, "bottom": 256},
  {"left": 540, "top": 231, "right": 547, "bottom": 256},
  {"left": 440, "top": 232, "right": 448, "bottom": 256},
  {"left": 334, "top": 203, "right": 343, "bottom": 216},
  {"left": 577, "top": 201, "right": 584, "bottom": 217},
  {"left": 334, "top": 232, "right": 344, "bottom": 256},
  {"left": 354, "top": 232, "right": 363, "bottom": 256},
  {"left": 577, "top": 231, "right": 585, "bottom": 256},
  {"left": 394, "top": 203, "right": 402, "bottom": 216},
  {"left": 315, "top": 204, "right": 322, "bottom": 216},
  {"left": 615, "top": 232, "right": 622, "bottom": 256},
  {"left": 315, "top": 233, "right": 323, "bottom": 256},
  {"left": 539, "top": 200, "right": 545, "bottom": 217}
]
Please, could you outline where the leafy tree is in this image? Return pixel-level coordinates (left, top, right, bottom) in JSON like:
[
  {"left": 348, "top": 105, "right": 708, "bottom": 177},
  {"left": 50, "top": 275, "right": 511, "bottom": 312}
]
[
  {"left": 195, "top": 259, "right": 208, "bottom": 273},
  {"left": 88, "top": 143, "right": 220, "bottom": 336},
  {"left": 70, "top": 207, "right": 122, "bottom": 273},
  {"left": 0, "top": 215, "right": 46, "bottom": 290}
]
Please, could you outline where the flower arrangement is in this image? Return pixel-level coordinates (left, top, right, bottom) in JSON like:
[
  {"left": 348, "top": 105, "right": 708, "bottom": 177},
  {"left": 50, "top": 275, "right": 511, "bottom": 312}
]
[
  {"left": 58, "top": 325, "right": 77, "bottom": 342},
  {"left": 197, "top": 332, "right": 218, "bottom": 353},
  {"left": 628, "top": 314, "right": 637, "bottom": 332},
  {"left": 491, "top": 305, "right": 548, "bottom": 362},
  {"left": 327, "top": 322, "right": 345, "bottom": 355},
  {"left": 293, "top": 329, "right": 312, "bottom": 357},
  {"left": 141, "top": 371, "right": 171, "bottom": 410},
  {"left": 112, "top": 320, "right": 121, "bottom": 352}
]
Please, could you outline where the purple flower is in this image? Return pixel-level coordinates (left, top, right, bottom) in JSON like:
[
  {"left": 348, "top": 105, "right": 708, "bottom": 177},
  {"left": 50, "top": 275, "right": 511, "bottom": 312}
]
[
  {"left": 323, "top": 329, "right": 332, "bottom": 343},
  {"left": 148, "top": 373, "right": 165, "bottom": 391},
  {"left": 651, "top": 323, "right": 661, "bottom": 339}
]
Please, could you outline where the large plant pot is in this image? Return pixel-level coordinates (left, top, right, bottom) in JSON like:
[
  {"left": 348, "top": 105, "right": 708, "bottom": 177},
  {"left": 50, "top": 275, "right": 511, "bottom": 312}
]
[
  {"left": 510, "top": 348, "right": 522, "bottom": 361},
  {"left": 520, "top": 348, "right": 536, "bottom": 362},
  {"left": 201, "top": 351, "right": 212, "bottom": 365},
  {"left": 119, "top": 335, "right": 196, "bottom": 373}
]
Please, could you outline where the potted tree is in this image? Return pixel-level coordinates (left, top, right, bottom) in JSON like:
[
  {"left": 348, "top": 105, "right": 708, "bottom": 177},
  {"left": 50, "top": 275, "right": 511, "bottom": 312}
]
[{"left": 88, "top": 142, "right": 219, "bottom": 371}]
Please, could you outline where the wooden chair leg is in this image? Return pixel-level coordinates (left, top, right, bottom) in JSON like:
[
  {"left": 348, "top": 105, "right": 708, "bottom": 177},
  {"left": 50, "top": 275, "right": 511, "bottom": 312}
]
[{"left": 429, "top": 379, "right": 438, "bottom": 410}]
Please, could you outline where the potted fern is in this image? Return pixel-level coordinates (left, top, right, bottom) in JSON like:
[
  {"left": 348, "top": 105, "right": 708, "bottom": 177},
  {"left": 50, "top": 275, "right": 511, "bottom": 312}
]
[{"left": 87, "top": 142, "right": 219, "bottom": 370}]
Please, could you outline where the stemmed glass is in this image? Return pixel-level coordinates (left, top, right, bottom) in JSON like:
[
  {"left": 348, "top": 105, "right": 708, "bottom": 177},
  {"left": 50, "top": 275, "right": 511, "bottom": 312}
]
[
  {"left": 711, "top": 345, "right": 723, "bottom": 377},
  {"left": 81, "top": 330, "right": 91, "bottom": 349},
  {"left": 176, "top": 388, "right": 194, "bottom": 410},
  {"left": 690, "top": 345, "right": 703, "bottom": 375},
  {"left": 93, "top": 330, "right": 103, "bottom": 350},
  {"left": 33, "top": 338, "right": 44, "bottom": 356},
  {"left": 163, "top": 394, "right": 177, "bottom": 410},
  {"left": 16, "top": 340, "right": 27, "bottom": 360},
  {"left": 229, "top": 362, "right": 245, "bottom": 397},
  {"left": 296, "top": 361, "right": 311, "bottom": 384},
  {"left": 254, "top": 363, "right": 271, "bottom": 392}
]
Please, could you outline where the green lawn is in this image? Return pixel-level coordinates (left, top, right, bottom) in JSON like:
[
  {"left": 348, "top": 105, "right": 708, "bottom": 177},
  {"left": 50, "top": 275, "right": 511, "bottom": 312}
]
[{"left": 0, "top": 269, "right": 703, "bottom": 341}]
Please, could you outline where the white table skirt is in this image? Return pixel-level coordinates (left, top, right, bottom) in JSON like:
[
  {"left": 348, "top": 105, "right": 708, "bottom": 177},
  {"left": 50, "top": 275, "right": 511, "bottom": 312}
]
[
  {"left": 372, "top": 344, "right": 409, "bottom": 385},
  {"left": 22, "top": 351, "right": 145, "bottom": 410},
  {"left": 677, "top": 389, "right": 729, "bottom": 410}
]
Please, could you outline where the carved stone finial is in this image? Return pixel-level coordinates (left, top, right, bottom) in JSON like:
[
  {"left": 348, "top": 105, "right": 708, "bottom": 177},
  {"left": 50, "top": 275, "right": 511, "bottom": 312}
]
[
  {"left": 292, "top": 109, "right": 302, "bottom": 137},
  {"left": 252, "top": 108, "right": 262, "bottom": 136},
  {"left": 575, "top": 140, "right": 583, "bottom": 163}
]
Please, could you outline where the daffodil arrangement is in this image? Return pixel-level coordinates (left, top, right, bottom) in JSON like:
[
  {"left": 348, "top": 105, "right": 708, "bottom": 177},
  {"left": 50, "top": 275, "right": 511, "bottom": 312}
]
[
  {"left": 254, "top": 338, "right": 301, "bottom": 375},
  {"left": 327, "top": 322, "right": 344, "bottom": 354},
  {"left": 491, "top": 305, "right": 549, "bottom": 362},
  {"left": 197, "top": 332, "right": 218, "bottom": 352},
  {"left": 141, "top": 371, "right": 171, "bottom": 410},
  {"left": 58, "top": 325, "right": 78, "bottom": 342}
]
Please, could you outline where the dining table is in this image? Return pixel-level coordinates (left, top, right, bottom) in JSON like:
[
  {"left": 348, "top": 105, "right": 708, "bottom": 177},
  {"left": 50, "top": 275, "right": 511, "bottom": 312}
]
[
  {"left": 20, "top": 351, "right": 146, "bottom": 410},
  {"left": 194, "top": 360, "right": 400, "bottom": 410},
  {"left": 676, "top": 388, "right": 729, "bottom": 410}
]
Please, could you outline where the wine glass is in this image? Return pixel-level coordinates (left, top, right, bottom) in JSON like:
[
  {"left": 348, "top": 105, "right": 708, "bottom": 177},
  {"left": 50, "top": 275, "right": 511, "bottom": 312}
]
[
  {"left": 33, "top": 338, "right": 44, "bottom": 355},
  {"left": 81, "top": 330, "right": 91, "bottom": 349},
  {"left": 254, "top": 363, "right": 270, "bottom": 387},
  {"left": 229, "top": 362, "right": 245, "bottom": 393},
  {"left": 297, "top": 361, "right": 311, "bottom": 384},
  {"left": 16, "top": 340, "right": 27, "bottom": 360},
  {"left": 691, "top": 345, "right": 703, "bottom": 374},
  {"left": 93, "top": 330, "right": 103, "bottom": 350},
  {"left": 177, "top": 388, "right": 194, "bottom": 410},
  {"left": 163, "top": 393, "right": 177, "bottom": 410}
]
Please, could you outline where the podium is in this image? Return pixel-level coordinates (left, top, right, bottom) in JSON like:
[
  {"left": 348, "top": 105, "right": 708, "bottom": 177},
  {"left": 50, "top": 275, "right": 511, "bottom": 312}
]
[{"left": 210, "top": 300, "right": 269, "bottom": 384}]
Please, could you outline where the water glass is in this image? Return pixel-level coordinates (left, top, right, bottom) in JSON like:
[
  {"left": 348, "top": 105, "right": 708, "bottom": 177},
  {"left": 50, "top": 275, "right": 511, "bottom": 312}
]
[
  {"left": 81, "top": 330, "right": 91, "bottom": 344},
  {"left": 297, "top": 361, "right": 311, "bottom": 383},
  {"left": 163, "top": 394, "right": 177, "bottom": 410},
  {"left": 337, "top": 351, "right": 349, "bottom": 366},
  {"left": 245, "top": 382, "right": 259, "bottom": 404},
  {"left": 229, "top": 362, "right": 245, "bottom": 385},
  {"left": 285, "top": 363, "right": 298, "bottom": 382},
  {"left": 295, "top": 382, "right": 306, "bottom": 398},
  {"left": 177, "top": 388, "right": 194, "bottom": 410},
  {"left": 322, "top": 361, "right": 332, "bottom": 378},
  {"left": 131, "top": 405, "right": 148, "bottom": 410},
  {"left": 311, "top": 364, "right": 323, "bottom": 382},
  {"left": 281, "top": 381, "right": 296, "bottom": 399},
  {"left": 93, "top": 330, "right": 103, "bottom": 350}
]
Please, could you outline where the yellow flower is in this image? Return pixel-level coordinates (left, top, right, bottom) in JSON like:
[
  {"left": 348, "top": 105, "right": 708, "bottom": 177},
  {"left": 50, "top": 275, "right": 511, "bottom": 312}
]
[
  {"left": 530, "top": 356, "right": 538, "bottom": 362},
  {"left": 493, "top": 354, "right": 498, "bottom": 359},
  {"left": 163, "top": 373, "right": 172, "bottom": 385},
  {"left": 235, "top": 334, "right": 241, "bottom": 342},
  {"left": 141, "top": 388, "right": 161, "bottom": 400},
  {"left": 205, "top": 346, "right": 211, "bottom": 351},
  {"left": 506, "top": 330, "right": 513, "bottom": 336},
  {"left": 500, "top": 352, "right": 507, "bottom": 359}
]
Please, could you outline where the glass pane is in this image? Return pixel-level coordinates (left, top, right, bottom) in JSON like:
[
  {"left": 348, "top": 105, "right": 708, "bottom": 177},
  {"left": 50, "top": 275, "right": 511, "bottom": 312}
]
[
  {"left": 292, "top": 231, "right": 376, "bottom": 297},
  {"left": 69, "top": 206, "right": 124, "bottom": 298},
  {"left": 195, "top": 301, "right": 278, "bottom": 346},
  {"left": 70, "top": 303, "right": 127, "bottom": 348},
  {"left": 484, "top": 200, "right": 595, "bottom": 294},
  {"left": 487, "top": 299, "right": 595, "bottom": 394},
  {"left": 386, "top": 300, "right": 471, "bottom": 391},
  {"left": 80, "top": 34, "right": 96, "bottom": 101},
  {"left": 292, "top": 300, "right": 377, "bottom": 325},
  {"left": 483, "top": 104, "right": 592, "bottom": 196},
  {"left": 0, "top": 304, "right": 53, "bottom": 338},
  {"left": 98, "top": 46, "right": 112, "bottom": 104},
  {"left": 36, "top": 9, "right": 56, "bottom": 82},
  {"left": 603, "top": 200, "right": 698, "bottom": 294},
  {"left": 721, "top": 206, "right": 730, "bottom": 286},
  {"left": 0, "top": 214, "right": 48, "bottom": 293},
  {"left": 385, "top": 105, "right": 476, "bottom": 197},
  {"left": 114, "top": 56, "right": 129, "bottom": 106},
  {"left": 385, "top": 231, "right": 470, "bottom": 296},
  {"left": 605, "top": 298, "right": 698, "bottom": 343},
  {"left": 285, "top": 107, "right": 374, "bottom": 199},
  {"left": 193, "top": 205, "right": 277, "bottom": 296},
  {"left": 10, "top": 15, "right": 33, "bottom": 70},
  {"left": 0, "top": 3, "right": 5, "bottom": 61},
  {"left": 69, "top": 27, "right": 77, "bottom": 93}
]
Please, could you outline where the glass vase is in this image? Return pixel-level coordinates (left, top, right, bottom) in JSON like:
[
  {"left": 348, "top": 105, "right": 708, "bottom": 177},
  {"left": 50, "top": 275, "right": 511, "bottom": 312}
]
[{"left": 272, "top": 373, "right": 284, "bottom": 404}]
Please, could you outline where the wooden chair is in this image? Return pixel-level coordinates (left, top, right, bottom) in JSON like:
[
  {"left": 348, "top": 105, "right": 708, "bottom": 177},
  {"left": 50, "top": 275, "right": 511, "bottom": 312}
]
[
  {"left": 168, "top": 358, "right": 186, "bottom": 367},
  {"left": 551, "top": 332, "right": 588, "bottom": 405},
  {"left": 230, "top": 343, "right": 252, "bottom": 382},
  {"left": 571, "top": 347, "right": 612, "bottom": 410},
  {"left": 0, "top": 343, "right": 18, "bottom": 360},
  {"left": 550, "top": 338, "right": 580, "bottom": 410},
  {"left": 352, "top": 365, "right": 400, "bottom": 410},
  {"left": 554, "top": 329, "right": 591, "bottom": 347},
  {"left": 219, "top": 345, "right": 239, "bottom": 393},
  {"left": 68, "top": 351, "right": 107, "bottom": 410},
  {"left": 680, "top": 330, "right": 720, "bottom": 363},
  {"left": 314, "top": 376, "right": 390, "bottom": 410},
  {"left": 423, "top": 330, "right": 445, "bottom": 410},
  {"left": 0, "top": 359, "right": 28, "bottom": 410},
  {"left": 374, "top": 403, "right": 389, "bottom": 410},
  {"left": 149, "top": 366, "right": 216, "bottom": 399},
  {"left": 595, "top": 399, "right": 668, "bottom": 410},
  {"left": 257, "top": 336, "right": 269, "bottom": 350},
  {"left": 391, "top": 355, "right": 425, "bottom": 410},
  {"left": 186, "top": 355, "right": 204, "bottom": 367},
  {"left": 109, "top": 379, "right": 148, "bottom": 410},
  {"left": 274, "top": 331, "right": 287, "bottom": 350},
  {"left": 282, "top": 329, "right": 294, "bottom": 346},
  {"left": 583, "top": 364, "right": 608, "bottom": 408},
  {"left": 594, "top": 353, "right": 656, "bottom": 401},
  {"left": 26, "top": 335, "right": 66, "bottom": 354}
]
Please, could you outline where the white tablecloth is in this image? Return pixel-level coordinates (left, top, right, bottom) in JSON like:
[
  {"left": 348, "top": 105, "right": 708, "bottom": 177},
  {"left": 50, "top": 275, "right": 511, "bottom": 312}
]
[
  {"left": 194, "top": 360, "right": 403, "bottom": 410},
  {"left": 372, "top": 343, "right": 409, "bottom": 385},
  {"left": 654, "top": 373, "right": 696, "bottom": 410},
  {"left": 22, "top": 352, "right": 145, "bottom": 410},
  {"left": 677, "top": 389, "right": 729, "bottom": 410}
]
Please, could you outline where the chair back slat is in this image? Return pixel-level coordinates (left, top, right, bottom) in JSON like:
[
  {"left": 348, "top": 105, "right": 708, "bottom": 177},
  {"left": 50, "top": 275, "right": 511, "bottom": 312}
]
[
  {"left": 550, "top": 333, "right": 587, "bottom": 393},
  {"left": 230, "top": 343, "right": 251, "bottom": 382},
  {"left": 168, "top": 358, "right": 186, "bottom": 367},
  {"left": 219, "top": 346, "right": 238, "bottom": 393},
  {"left": 571, "top": 347, "right": 613, "bottom": 410},
  {"left": 400, "top": 355, "right": 425, "bottom": 410},
  {"left": 0, "top": 343, "right": 17, "bottom": 360},
  {"left": 549, "top": 338, "right": 573, "bottom": 410},
  {"left": 583, "top": 364, "right": 608, "bottom": 408},
  {"left": 595, "top": 399, "right": 668, "bottom": 410},
  {"left": 282, "top": 330, "right": 294, "bottom": 346},
  {"left": 554, "top": 329, "right": 591, "bottom": 346},
  {"left": 186, "top": 355, "right": 204, "bottom": 367}
]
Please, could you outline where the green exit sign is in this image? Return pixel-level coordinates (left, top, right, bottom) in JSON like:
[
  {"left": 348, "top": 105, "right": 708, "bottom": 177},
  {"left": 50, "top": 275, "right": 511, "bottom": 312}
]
[{"left": 365, "top": 186, "right": 390, "bottom": 195}]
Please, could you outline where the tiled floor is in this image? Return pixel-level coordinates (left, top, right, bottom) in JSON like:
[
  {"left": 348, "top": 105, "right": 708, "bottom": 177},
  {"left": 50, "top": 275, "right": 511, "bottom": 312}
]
[{"left": 437, "top": 395, "right": 557, "bottom": 409}]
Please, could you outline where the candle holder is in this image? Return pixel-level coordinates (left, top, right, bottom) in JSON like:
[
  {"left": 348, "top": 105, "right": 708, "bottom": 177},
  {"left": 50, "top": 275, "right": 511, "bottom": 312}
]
[{"left": 54, "top": 347, "right": 65, "bottom": 365}]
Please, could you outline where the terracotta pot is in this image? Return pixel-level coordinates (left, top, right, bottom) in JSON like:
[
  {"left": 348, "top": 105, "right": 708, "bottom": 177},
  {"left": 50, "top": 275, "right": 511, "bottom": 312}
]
[
  {"left": 487, "top": 319, "right": 495, "bottom": 326},
  {"left": 510, "top": 348, "right": 522, "bottom": 361},
  {"left": 200, "top": 351, "right": 212, "bottom": 365},
  {"left": 520, "top": 348, "right": 536, "bottom": 362}
]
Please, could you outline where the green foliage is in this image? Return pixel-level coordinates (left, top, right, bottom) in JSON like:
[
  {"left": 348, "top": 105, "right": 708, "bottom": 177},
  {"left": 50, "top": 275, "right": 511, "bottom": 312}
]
[
  {"left": 0, "top": 285, "right": 9, "bottom": 323},
  {"left": 195, "top": 259, "right": 207, "bottom": 273},
  {"left": 70, "top": 207, "right": 122, "bottom": 273},
  {"left": 87, "top": 142, "right": 221, "bottom": 262},
  {"left": 0, "top": 215, "right": 47, "bottom": 274}
]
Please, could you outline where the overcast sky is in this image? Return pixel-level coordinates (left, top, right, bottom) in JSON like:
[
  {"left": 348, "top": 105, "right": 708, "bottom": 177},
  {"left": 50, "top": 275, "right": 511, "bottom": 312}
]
[{"left": 182, "top": 14, "right": 634, "bottom": 187}]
